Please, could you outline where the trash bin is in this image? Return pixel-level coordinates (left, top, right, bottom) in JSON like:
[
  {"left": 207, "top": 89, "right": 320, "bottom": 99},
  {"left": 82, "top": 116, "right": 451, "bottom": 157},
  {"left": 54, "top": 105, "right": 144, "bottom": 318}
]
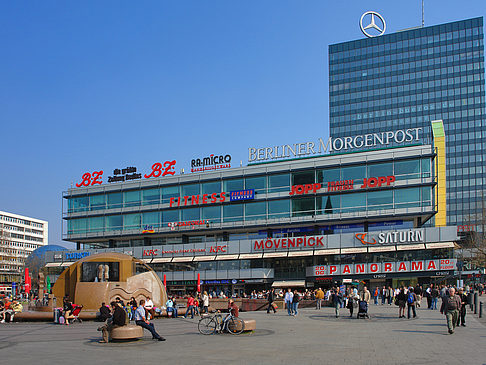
[{"left": 53, "top": 308, "right": 62, "bottom": 324}]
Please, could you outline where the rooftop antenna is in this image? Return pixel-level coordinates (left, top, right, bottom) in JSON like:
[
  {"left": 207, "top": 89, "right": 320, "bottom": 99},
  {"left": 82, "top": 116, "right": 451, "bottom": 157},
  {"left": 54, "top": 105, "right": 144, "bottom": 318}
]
[{"left": 422, "top": 0, "right": 425, "bottom": 27}]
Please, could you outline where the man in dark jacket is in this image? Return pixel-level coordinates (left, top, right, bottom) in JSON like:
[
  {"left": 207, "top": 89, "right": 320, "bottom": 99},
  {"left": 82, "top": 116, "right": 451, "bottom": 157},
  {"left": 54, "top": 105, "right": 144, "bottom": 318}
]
[
  {"left": 98, "top": 302, "right": 127, "bottom": 343},
  {"left": 98, "top": 303, "right": 112, "bottom": 322},
  {"left": 440, "top": 287, "right": 462, "bottom": 334},
  {"left": 456, "top": 288, "right": 468, "bottom": 327},
  {"left": 266, "top": 289, "right": 277, "bottom": 314}
]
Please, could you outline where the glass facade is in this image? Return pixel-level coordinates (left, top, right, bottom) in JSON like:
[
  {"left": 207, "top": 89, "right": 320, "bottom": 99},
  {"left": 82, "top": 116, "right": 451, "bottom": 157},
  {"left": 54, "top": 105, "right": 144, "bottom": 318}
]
[
  {"left": 329, "top": 17, "right": 486, "bottom": 228},
  {"left": 65, "top": 156, "right": 433, "bottom": 236}
]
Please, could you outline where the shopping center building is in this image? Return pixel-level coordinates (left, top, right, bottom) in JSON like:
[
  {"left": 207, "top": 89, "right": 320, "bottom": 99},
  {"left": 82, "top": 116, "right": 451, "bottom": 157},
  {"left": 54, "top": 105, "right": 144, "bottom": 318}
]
[{"left": 45, "top": 125, "right": 459, "bottom": 296}]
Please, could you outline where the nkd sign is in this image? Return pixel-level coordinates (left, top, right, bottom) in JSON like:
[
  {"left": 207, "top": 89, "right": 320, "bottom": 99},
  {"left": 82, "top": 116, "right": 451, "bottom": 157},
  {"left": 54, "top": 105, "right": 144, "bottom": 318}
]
[
  {"left": 311, "top": 259, "right": 456, "bottom": 276},
  {"left": 248, "top": 128, "right": 422, "bottom": 162}
]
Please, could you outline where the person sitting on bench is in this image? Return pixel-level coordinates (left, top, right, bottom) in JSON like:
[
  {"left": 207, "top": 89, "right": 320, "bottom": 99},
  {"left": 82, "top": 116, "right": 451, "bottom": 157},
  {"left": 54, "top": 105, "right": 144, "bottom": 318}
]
[
  {"left": 134, "top": 299, "right": 166, "bottom": 341},
  {"left": 98, "top": 301, "right": 126, "bottom": 343}
]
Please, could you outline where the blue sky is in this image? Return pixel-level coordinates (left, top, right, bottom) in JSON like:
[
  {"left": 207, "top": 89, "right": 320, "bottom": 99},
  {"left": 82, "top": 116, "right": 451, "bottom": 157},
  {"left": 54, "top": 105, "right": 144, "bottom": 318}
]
[{"left": 1, "top": 1, "right": 485, "bottom": 248}]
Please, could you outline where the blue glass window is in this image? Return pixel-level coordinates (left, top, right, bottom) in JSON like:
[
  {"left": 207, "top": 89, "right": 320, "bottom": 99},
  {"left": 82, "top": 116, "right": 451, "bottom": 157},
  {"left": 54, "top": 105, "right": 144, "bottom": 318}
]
[
  {"left": 268, "top": 200, "right": 290, "bottom": 219},
  {"left": 124, "top": 190, "right": 140, "bottom": 207},
  {"left": 223, "top": 204, "right": 243, "bottom": 222},
  {"left": 142, "top": 188, "right": 160, "bottom": 206},
  {"left": 245, "top": 201, "right": 267, "bottom": 221}
]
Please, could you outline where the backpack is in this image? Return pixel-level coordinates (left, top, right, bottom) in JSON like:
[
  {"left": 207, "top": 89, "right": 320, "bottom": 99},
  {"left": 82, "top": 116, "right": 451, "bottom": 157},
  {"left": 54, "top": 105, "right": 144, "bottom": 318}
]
[{"left": 407, "top": 292, "right": 414, "bottom": 304}]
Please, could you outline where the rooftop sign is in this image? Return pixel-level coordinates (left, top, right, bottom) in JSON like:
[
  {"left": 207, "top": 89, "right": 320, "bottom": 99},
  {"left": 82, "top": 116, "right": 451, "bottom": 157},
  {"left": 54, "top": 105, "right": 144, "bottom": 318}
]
[{"left": 248, "top": 128, "right": 422, "bottom": 163}]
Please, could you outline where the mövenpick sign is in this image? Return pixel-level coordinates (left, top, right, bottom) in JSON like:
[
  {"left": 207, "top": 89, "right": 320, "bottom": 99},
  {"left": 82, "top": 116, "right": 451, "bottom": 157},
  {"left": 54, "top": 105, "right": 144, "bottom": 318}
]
[{"left": 248, "top": 128, "right": 422, "bottom": 163}]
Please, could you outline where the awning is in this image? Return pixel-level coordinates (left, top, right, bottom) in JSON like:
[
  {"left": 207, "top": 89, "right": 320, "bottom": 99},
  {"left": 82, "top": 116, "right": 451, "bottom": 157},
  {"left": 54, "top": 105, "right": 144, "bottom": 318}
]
[
  {"left": 272, "top": 280, "right": 306, "bottom": 288},
  {"left": 171, "top": 257, "right": 193, "bottom": 262},
  {"left": 368, "top": 246, "right": 396, "bottom": 253},
  {"left": 341, "top": 247, "right": 367, "bottom": 254},
  {"left": 396, "top": 244, "right": 425, "bottom": 251},
  {"left": 216, "top": 254, "right": 240, "bottom": 260},
  {"left": 192, "top": 256, "right": 216, "bottom": 261},
  {"left": 314, "top": 249, "right": 340, "bottom": 255},
  {"left": 287, "top": 250, "right": 314, "bottom": 257},
  {"left": 60, "top": 262, "right": 74, "bottom": 267},
  {"left": 45, "top": 262, "right": 62, "bottom": 268},
  {"left": 239, "top": 253, "right": 263, "bottom": 259},
  {"left": 263, "top": 252, "right": 288, "bottom": 258},
  {"left": 425, "top": 242, "right": 455, "bottom": 249},
  {"left": 150, "top": 257, "right": 173, "bottom": 263}
]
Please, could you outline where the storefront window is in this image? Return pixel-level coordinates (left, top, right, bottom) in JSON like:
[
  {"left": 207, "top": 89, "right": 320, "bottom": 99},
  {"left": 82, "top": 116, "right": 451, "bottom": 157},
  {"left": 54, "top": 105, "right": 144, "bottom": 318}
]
[
  {"left": 90, "top": 194, "right": 106, "bottom": 211},
  {"left": 106, "top": 192, "right": 122, "bottom": 209},
  {"left": 245, "top": 176, "right": 266, "bottom": 193},
  {"left": 245, "top": 201, "right": 266, "bottom": 221},
  {"left": 223, "top": 204, "right": 243, "bottom": 222},
  {"left": 69, "top": 196, "right": 88, "bottom": 213},
  {"left": 394, "top": 187, "right": 420, "bottom": 209},
  {"left": 161, "top": 186, "right": 179, "bottom": 204},
  {"left": 217, "top": 260, "right": 239, "bottom": 270},
  {"left": 107, "top": 215, "right": 122, "bottom": 231},
  {"left": 198, "top": 261, "right": 217, "bottom": 271},
  {"left": 292, "top": 197, "right": 315, "bottom": 217},
  {"left": 201, "top": 181, "right": 221, "bottom": 195},
  {"left": 81, "top": 262, "right": 119, "bottom": 282},
  {"left": 142, "top": 211, "right": 159, "bottom": 226},
  {"left": 317, "top": 195, "right": 337, "bottom": 215},
  {"left": 142, "top": 188, "right": 160, "bottom": 206},
  {"left": 342, "top": 165, "right": 366, "bottom": 186},
  {"left": 395, "top": 159, "right": 420, "bottom": 180},
  {"left": 162, "top": 210, "right": 179, "bottom": 224},
  {"left": 224, "top": 179, "right": 244, "bottom": 192},
  {"left": 292, "top": 171, "right": 315, "bottom": 185},
  {"left": 421, "top": 158, "right": 431, "bottom": 178},
  {"left": 368, "top": 162, "right": 393, "bottom": 178},
  {"left": 341, "top": 192, "right": 366, "bottom": 213},
  {"left": 367, "top": 190, "right": 393, "bottom": 210},
  {"left": 202, "top": 206, "right": 221, "bottom": 222},
  {"left": 89, "top": 216, "right": 105, "bottom": 233},
  {"left": 182, "top": 208, "right": 200, "bottom": 221},
  {"left": 268, "top": 174, "right": 290, "bottom": 193},
  {"left": 268, "top": 199, "right": 290, "bottom": 219},
  {"left": 124, "top": 190, "right": 140, "bottom": 207},
  {"left": 317, "top": 168, "right": 340, "bottom": 184},
  {"left": 181, "top": 184, "right": 200, "bottom": 197}
]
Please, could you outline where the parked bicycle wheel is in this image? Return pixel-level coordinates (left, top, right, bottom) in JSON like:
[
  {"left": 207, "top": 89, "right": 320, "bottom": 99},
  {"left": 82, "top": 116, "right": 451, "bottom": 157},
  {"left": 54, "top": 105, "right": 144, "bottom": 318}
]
[
  {"left": 198, "top": 316, "right": 217, "bottom": 335},
  {"left": 226, "top": 317, "right": 245, "bottom": 335}
]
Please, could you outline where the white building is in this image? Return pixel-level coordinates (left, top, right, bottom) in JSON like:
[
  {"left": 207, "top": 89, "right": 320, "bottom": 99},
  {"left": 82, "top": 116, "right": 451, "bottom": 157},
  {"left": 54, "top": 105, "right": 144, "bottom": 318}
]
[{"left": 0, "top": 210, "right": 48, "bottom": 284}]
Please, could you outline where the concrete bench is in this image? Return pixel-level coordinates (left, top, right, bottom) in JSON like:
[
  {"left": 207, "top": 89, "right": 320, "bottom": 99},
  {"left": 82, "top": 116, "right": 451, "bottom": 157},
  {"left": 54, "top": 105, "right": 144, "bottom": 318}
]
[
  {"left": 229, "top": 319, "right": 256, "bottom": 332},
  {"left": 110, "top": 324, "right": 143, "bottom": 341}
]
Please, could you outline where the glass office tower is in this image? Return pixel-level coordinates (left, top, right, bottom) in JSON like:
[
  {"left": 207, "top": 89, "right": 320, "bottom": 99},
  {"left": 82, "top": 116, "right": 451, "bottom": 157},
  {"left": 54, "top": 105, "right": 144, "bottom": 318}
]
[{"left": 329, "top": 17, "right": 486, "bottom": 228}]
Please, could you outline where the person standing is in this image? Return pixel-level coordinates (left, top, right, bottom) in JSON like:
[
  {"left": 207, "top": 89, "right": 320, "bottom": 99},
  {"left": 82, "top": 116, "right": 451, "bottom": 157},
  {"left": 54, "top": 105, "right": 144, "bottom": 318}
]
[
  {"left": 284, "top": 288, "right": 294, "bottom": 316},
  {"left": 134, "top": 299, "right": 165, "bottom": 341},
  {"left": 266, "top": 289, "right": 277, "bottom": 314},
  {"left": 381, "top": 286, "right": 387, "bottom": 305},
  {"left": 397, "top": 287, "right": 407, "bottom": 318},
  {"left": 457, "top": 288, "right": 468, "bottom": 327},
  {"left": 425, "top": 285, "right": 432, "bottom": 309},
  {"left": 347, "top": 289, "right": 357, "bottom": 317},
  {"left": 201, "top": 291, "right": 209, "bottom": 314},
  {"left": 361, "top": 286, "right": 371, "bottom": 305},
  {"left": 292, "top": 290, "right": 301, "bottom": 316},
  {"left": 184, "top": 294, "right": 195, "bottom": 319},
  {"left": 407, "top": 287, "right": 417, "bottom": 319},
  {"left": 414, "top": 284, "right": 422, "bottom": 308},
  {"left": 440, "top": 287, "right": 462, "bottom": 334},
  {"left": 387, "top": 286, "right": 394, "bottom": 305},
  {"left": 315, "top": 287, "right": 324, "bottom": 310},
  {"left": 431, "top": 285, "right": 440, "bottom": 310},
  {"left": 332, "top": 287, "right": 343, "bottom": 318}
]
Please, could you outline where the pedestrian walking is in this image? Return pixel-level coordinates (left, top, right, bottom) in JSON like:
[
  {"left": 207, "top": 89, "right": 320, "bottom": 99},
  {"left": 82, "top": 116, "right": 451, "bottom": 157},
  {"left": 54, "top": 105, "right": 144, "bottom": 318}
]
[
  {"left": 381, "top": 286, "right": 386, "bottom": 305},
  {"left": 440, "top": 287, "right": 462, "bottom": 334},
  {"left": 397, "top": 287, "right": 407, "bottom": 318},
  {"left": 266, "top": 289, "right": 277, "bottom": 314},
  {"left": 373, "top": 287, "right": 379, "bottom": 305},
  {"left": 431, "top": 285, "right": 439, "bottom": 310},
  {"left": 184, "top": 294, "right": 195, "bottom": 319},
  {"left": 457, "top": 288, "right": 468, "bottom": 327},
  {"left": 347, "top": 289, "right": 358, "bottom": 317},
  {"left": 332, "top": 287, "right": 344, "bottom": 318},
  {"left": 292, "top": 290, "right": 301, "bottom": 316},
  {"left": 201, "top": 291, "right": 209, "bottom": 315}
]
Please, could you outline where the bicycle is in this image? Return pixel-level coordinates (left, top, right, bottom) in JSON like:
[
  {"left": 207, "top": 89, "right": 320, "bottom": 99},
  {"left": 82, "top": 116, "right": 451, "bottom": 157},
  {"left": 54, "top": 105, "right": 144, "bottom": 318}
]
[{"left": 198, "top": 311, "right": 245, "bottom": 335}]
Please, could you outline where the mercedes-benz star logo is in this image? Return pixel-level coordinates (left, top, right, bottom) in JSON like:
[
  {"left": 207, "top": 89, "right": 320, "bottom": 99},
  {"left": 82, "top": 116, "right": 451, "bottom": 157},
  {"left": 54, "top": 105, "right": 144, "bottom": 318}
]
[{"left": 360, "top": 11, "right": 386, "bottom": 38}]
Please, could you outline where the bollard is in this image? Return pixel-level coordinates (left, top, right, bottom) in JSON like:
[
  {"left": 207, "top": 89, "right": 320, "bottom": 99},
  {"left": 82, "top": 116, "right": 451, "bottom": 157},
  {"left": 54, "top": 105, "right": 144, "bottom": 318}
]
[
  {"left": 480, "top": 302, "right": 483, "bottom": 318},
  {"left": 474, "top": 293, "right": 478, "bottom": 314},
  {"left": 468, "top": 292, "right": 474, "bottom": 311}
]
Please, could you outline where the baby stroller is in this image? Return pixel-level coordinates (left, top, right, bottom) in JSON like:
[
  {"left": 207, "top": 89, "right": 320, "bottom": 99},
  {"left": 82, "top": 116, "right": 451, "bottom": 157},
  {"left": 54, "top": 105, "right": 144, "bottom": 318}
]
[
  {"left": 357, "top": 300, "right": 369, "bottom": 319},
  {"left": 65, "top": 304, "right": 83, "bottom": 324}
]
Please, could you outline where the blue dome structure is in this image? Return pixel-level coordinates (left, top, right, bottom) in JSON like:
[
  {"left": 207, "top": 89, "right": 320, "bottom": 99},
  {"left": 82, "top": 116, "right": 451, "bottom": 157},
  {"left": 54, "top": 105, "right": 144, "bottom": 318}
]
[{"left": 26, "top": 245, "right": 68, "bottom": 269}]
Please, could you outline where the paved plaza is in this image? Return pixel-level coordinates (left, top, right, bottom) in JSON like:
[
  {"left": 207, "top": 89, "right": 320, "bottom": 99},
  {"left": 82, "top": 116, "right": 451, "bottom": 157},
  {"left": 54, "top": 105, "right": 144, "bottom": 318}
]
[{"left": 2, "top": 301, "right": 485, "bottom": 365}]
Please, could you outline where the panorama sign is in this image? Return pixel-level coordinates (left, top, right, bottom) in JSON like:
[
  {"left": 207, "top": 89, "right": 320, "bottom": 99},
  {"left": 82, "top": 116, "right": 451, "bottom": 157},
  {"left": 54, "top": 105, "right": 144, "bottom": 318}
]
[{"left": 248, "top": 128, "right": 422, "bottom": 163}]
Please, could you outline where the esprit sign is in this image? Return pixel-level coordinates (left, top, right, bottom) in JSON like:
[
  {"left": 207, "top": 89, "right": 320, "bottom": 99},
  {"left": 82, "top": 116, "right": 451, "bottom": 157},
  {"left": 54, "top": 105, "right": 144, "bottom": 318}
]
[
  {"left": 312, "top": 259, "right": 456, "bottom": 276},
  {"left": 248, "top": 128, "right": 422, "bottom": 163},
  {"left": 355, "top": 230, "right": 424, "bottom": 245}
]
